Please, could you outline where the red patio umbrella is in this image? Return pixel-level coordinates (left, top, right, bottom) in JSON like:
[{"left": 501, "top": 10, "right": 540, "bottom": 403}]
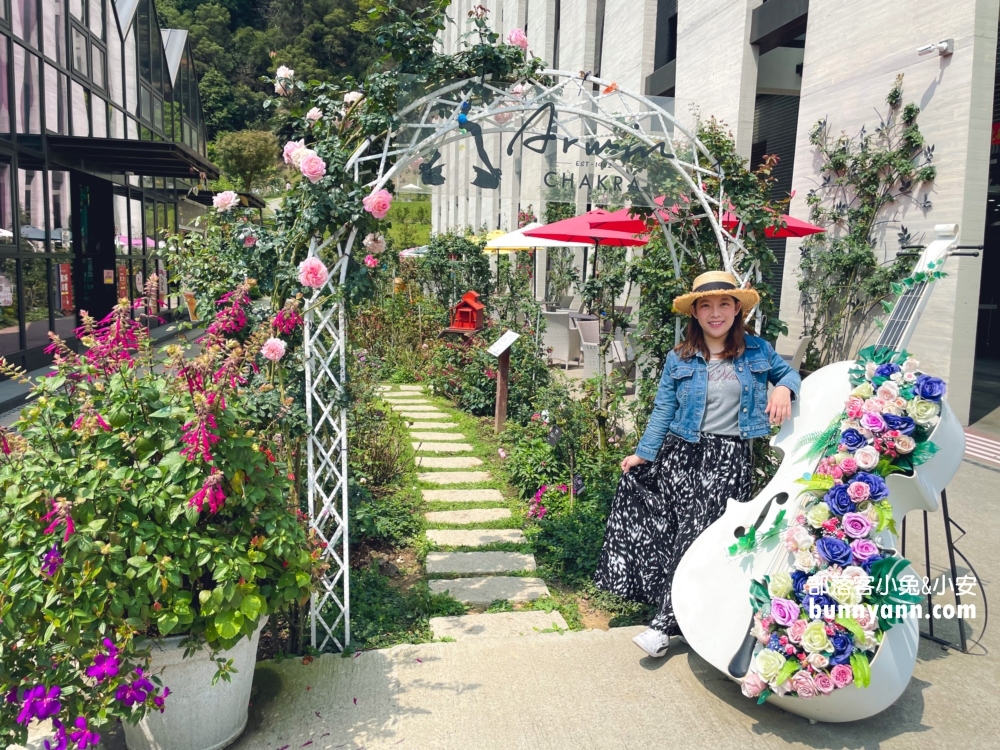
[{"left": 523, "top": 209, "right": 648, "bottom": 285}]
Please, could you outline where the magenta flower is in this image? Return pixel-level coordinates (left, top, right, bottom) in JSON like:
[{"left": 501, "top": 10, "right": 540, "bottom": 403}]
[
  {"left": 273, "top": 309, "right": 303, "bottom": 334},
  {"left": 68, "top": 717, "right": 100, "bottom": 749},
  {"left": 85, "top": 639, "right": 120, "bottom": 682},
  {"left": 41, "top": 546, "right": 63, "bottom": 576},
  {"left": 43, "top": 718, "right": 67, "bottom": 750},
  {"left": 534, "top": 485, "right": 547, "bottom": 502},
  {"left": 17, "top": 684, "right": 62, "bottom": 724},
  {"left": 363, "top": 254, "right": 377, "bottom": 269},
  {"left": 115, "top": 668, "right": 155, "bottom": 707},
  {"left": 41, "top": 499, "right": 76, "bottom": 542},
  {"left": 180, "top": 414, "right": 220, "bottom": 463},
  {"left": 153, "top": 686, "right": 171, "bottom": 713},
  {"left": 189, "top": 471, "right": 226, "bottom": 514}
]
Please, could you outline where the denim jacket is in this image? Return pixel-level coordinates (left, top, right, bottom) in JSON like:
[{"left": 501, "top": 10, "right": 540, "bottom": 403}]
[{"left": 634, "top": 335, "right": 801, "bottom": 460}]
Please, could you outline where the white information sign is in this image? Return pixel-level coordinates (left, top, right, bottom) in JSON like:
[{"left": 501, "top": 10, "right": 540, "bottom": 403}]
[{"left": 487, "top": 330, "right": 520, "bottom": 357}]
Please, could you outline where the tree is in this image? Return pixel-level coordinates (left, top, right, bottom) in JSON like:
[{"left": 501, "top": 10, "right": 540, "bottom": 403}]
[{"left": 214, "top": 130, "right": 280, "bottom": 192}]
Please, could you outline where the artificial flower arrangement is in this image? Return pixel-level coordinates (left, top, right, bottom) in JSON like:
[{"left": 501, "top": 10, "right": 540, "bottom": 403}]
[
  {"left": 738, "top": 346, "right": 945, "bottom": 703},
  {"left": 0, "top": 280, "right": 320, "bottom": 748}
]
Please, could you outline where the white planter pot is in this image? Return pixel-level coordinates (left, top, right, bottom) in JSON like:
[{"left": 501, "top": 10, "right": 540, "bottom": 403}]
[{"left": 122, "top": 617, "right": 266, "bottom": 750}]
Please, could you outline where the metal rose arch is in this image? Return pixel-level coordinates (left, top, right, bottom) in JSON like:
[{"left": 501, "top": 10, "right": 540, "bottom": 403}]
[{"left": 305, "top": 70, "right": 756, "bottom": 651}]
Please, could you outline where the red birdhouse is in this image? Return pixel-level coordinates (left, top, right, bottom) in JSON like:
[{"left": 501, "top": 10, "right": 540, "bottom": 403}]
[{"left": 446, "top": 290, "right": 485, "bottom": 333}]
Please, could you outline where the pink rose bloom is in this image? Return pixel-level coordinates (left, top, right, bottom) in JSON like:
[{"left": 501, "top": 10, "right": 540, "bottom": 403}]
[
  {"left": 787, "top": 619, "right": 809, "bottom": 644},
  {"left": 790, "top": 671, "right": 818, "bottom": 699},
  {"left": 770, "top": 598, "right": 801, "bottom": 627},
  {"left": 840, "top": 457, "right": 858, "bottom": 475},
  {"left": 494, "top": 111, "right": 513, "bottom": 125},
  {"left": 829, "top": 465, "right": 843, "bottom": 480},
  {"left": 510, "top": 82, "right": 526, "bottom": 97},
  {"left": 814, "top": 672, "right": 836, "bottom": 694},
  {"left": 363, "top": 232, "right": 386, "bottom": 255},
  {"left": 830, "top": 664, "right": 854, "bottom": 688},
  {"left": 506, "top": 27, "right": 529, "bottom": 51},
  {"left": 845, "top": 397, "right": 864, "bottom": 419},
  {"left": 841, "top": 512, "right": 873, "bottom": 538},
  {"left": 853, "top": 445, "right": 880, "bottom": 471},
  {"left": 275, "top": 65, "right": 293, "bottom": 95},
  {"left": 363, "top": 188, "right": 393, "bottom": 219},
  {"left": 343, "top": 91, "right": 363, "bottom": 106},
  {"left": 283, "top": 139, "right": 305, "bottom": 165},
  {"left": 212, "top": 190, "right": 240, "bottom": 213},
  {"left": 261, "top": 337, "right": 287, "bottom": 362},
  {"left": 298, "top": 257, "right": 329, "bottom": 289},
  {"left": 306, "top": 107, "right": 322, "bottom": 122},
  {"left": 364, "top": 254, "right": 377, "bottom": 268},
  {"left": 741, "top": 672, "right": 768, "bottom": 699},
  {"left": 300, "top": 152, "right": 327, "bottom": 183},
  {"left": 876, "top": 382, "right": 899, "bottom": 402},
  {"left": 854, "top": 604, "right": 878, "bottom": 631},
  {"left": 847, "top": 481, "right": 870, "bottom": 502},
  {"left": 850, "top": 538, "right": 880, "bottom": 564},
  {"left": 860, "top": 411, "right": 887, "bottom": 433},
  {"left": 863, "top": 397, "right": 885, "bottom": 413}
]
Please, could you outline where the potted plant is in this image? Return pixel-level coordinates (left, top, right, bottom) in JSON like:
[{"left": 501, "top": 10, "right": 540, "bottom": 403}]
[{"left": 0, "top": 280, "right": 319, "bottom": 750}]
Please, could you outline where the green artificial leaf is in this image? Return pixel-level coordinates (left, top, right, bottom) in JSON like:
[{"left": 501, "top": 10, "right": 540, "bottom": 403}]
[
  {"left": 850, "top": 651, "right": 871, "bottom": 688},
  {"left": 749, "top": 579, "right": 770, "bottom": 608},
  {"left": 757, "top": 688, "right": 772, "bottom": 705},
  {"left": 835, "top": 616, "right": 866, "bottom": 644},
  {"left": 910, "top": 440, "right": 939, "bottom": 466},
  {"left": 880, "top": 299, "right": 893, "bottom": 314},
  {"left": 774, "top": 658, "right": 799, "bottom": 688}
]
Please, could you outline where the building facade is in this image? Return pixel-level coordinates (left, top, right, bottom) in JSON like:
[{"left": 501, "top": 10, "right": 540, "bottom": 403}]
[
  {"left": 0, "top": 0, "right": 213, "bottom": 374},
  {"left": 434, "top": 0, "right": 1000, "bottom": 427}
]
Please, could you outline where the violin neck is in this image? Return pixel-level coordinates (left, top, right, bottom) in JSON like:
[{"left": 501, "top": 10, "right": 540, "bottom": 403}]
[{"left": 873, "top": 281, "right": 928, "bottom": 353}]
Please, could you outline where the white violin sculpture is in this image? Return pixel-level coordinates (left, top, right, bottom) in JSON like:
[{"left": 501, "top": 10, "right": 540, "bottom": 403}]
[{"left": 672, "top": 223, "right": 966, "bottom": 722}]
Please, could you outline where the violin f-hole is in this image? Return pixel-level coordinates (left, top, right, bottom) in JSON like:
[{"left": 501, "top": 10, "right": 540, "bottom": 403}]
[{"left": 733, "top": 492, "right": 790, "bottom": 538}]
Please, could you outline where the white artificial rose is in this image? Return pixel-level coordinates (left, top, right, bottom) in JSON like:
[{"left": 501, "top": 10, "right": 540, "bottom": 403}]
[
  {"left": 890, "top": 372, "right": 903, "bottom": 382},
  {"left": 801, "top": 621, "right": 832, "bottom": 653},
  {"left": 854, "top": 445, "right": 880, "bottom": 471},
  {"left": 755, "top": 649, "right": 787, "bottom": 683},
  {"left": 865, "top": 362, "right": 877, "bottom": 380},
  {"left": 795, "top": 549, "right": 817, "bottom": 573},
  {"left": 768, "top": 571, "right": 794, "bottom": 599},
  {"left": 827, "top": 576, "right": 863, "bottom": 606},
  {"left": 876, "top": 382, "right": 899, "bottom": 401},
  {"left": 895, "top": 435, "right": 916, "bottom": 454},
  {"left": 902, "top": 357, "right": 919, "bottom": 374},
  {"left": 751, "top": 617, "right": 770, "bottom": 645},
  {"left": 791, "top": 525, "right": 815, "bottom": 551},
  {"left": 852, "top": 381, "right": 874, "bottom": 399},
  {"left": 807, "top": 653, "right": 830, "bottom": 669},
  {"left": 903, "top": 372, "right": 917, "bottom": 383},
  {"left": 908, "top": 398, "right": 941, "bottom": 426},
  {"left": 805, "top": 503, "right": 830, "bottom": 528}
]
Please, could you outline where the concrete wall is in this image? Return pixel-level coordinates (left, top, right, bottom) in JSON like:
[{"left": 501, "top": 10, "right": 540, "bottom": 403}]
[{"left": 776, "top": 0, "right": 999, "bottom": 424}]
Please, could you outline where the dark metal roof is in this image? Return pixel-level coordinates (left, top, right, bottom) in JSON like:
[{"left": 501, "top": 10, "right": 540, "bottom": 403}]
[{"left": 17, "top": 135, "right": 219, "bottom": 180}]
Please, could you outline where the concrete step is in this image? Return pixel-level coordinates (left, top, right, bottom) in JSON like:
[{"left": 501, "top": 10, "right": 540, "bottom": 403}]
[
  {"left": 429, "top": 576, "right": 549, "bottom": 605},
  {"left": 416, "top": 456, "right": 483, "bottom": 469},
  {"left": 430, "top": 610, "right": 569, "bottom": 640},
  {"left": 399, "top": 411, "right": 450, "bottom": 419},
  {"left": 412, "top": 442, "right": 475, "bottom": 453},
  {"left": 418, "top": 471, "right": 492, "bottom": 485},
  {"left": 410, "top": 431, "right": 466, "bottom": 441},
  {"left": 426, "top": 551, "right": 536, "bottom": 575},
  {"left": 384, "top": 398, "right": 432, "bottom": 405},
  {"left": 426, "top": 529, "right": 526, "bottom": 546},
  {"left": 423, "top": 489, "right": 505, "bottom": 503},
  {"left": 393, "top": 405, "right": 442, "bottom": 412},
  {"left": 425, "top": 508, "right": 511, "bottom": 525},
  {"left": 408, "top": 421, "right": 458, "bottom": 430}
]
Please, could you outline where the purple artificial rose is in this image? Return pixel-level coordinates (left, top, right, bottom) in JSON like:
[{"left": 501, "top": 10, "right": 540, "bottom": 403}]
[
  {"left": 770, "top": 597, "right": 802, "bottom": 627},
  {"left": 816, "top": 536, "right": 853, "bottom": 567},
  {"left": 840, "top": 428, "right": 867, "bottom": 452},
  {"left": 851, "top": 538, "right": 881, "bottom": 563},
  {"left": 829, "top": 631, "right": 854, "bottom": 665},
  {"left": 841, "top": 512, "right": 873, "bottom": 539},
  {"left": 915, "top": 374, "right": 946, "bottom": 402},
  {"left": 860, "top": 412, "right": 887, "bottom": 433},
  {"left": 883, "top": 413, "right": 916, "bottom": 435},
  {"left": 825, "top": 484, "right": 856, "bottom": 516},
  {"left": 874, "top": 362, "right": 901, "bottom": 378},
  {"left": 854, "top": 471, "right": 889, "bottom": 501}
]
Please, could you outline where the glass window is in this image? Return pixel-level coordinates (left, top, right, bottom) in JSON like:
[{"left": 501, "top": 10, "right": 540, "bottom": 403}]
[
  {"left": 53, "top": 260, "right": 75, "bottom": 341},
  {"left": 91, "top": 43, "right": 105, "bottom": 89},
  {"left": 91, "top": 94, "right": 106, "bottom": 136},
  {"left": 71, "top": 25, "right": 87, "bottom": 75},
  {"left": 109, "top": 104, "right": 123, "bottom": 138},
  {"left": 42, "top": 0, "right": 65, "bottom": 65},
  {"left": 88, "top": 0, "right": 102, "bottom": 38},
  {"left": 152, "top": 95, "right": 162, "bottom": 133},
  {"left": 128, "top": 195, "right": 142, "bottom": 253},
  {"left": 123, "top": 31, "right": 137, "bottom": 115},
  {"left": 0, "top": 163, "right": 13, "bottom": 248},
  {"left": 22, "top": 257, "right": 50, "bottom": 350},
  {"left": 18, "top": 169, "right": 43, "bottom": 248},
  {"left": 0, "top": 40, "right": 10, "bottom": 136},
  {"left": 0, "top": 0, "right": 7, "bottom": 22},
  {"left": 139, "top": 85, "right": 149, "bottom": 122},
  {"left": 70, "top": 79, "right": 88, "bottom": 135},
  {"left": 14, "top": 46, "right": 42, "bottom": 134},
  {"left": 0, "top": 258, "right": 21, "bottom": 357},
  {"left": 47, "top": 171, "right": 70, "bottom": 242},
  {"left": 114, "top": 191, "right": 128, "bottom": 255},
  {"left": 44, "top": 64, "right": 70, "bottom": 135},
  {"left": 70, "top": 0, "right": 83, "bottom": 22},
  {"left": 135, "top": 7, "right": 150, "bottom": 81},
  {"left": 13, "top": 0, "right": 40, "bottom": 49},
  {"left": 107, "top": 35, "right": 123, "bottom": 107},
  {"left": 126, "top": 115, "right": 137, "bottom": 139}
]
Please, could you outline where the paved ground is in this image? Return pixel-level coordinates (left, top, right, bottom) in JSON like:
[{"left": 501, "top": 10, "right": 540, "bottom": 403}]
[{"left": 223, "top": 456, "right": 999, "bottom": 750}]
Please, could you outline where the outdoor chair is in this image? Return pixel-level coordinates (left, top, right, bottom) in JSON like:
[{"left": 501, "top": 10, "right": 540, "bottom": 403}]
[
  {"left": 542, "top": 310, "right": 582, "bottom": 370},
  {"left": 577, "top": 318, "right": 602, "bottom": 378},
  {"left": 780, "top": 335, "right": 812, "bottom": 372}
]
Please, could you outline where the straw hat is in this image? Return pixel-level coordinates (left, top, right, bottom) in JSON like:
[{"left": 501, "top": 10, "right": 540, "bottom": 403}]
[{"left": 672, "top": 271, "right": 760, "bottom": 317}]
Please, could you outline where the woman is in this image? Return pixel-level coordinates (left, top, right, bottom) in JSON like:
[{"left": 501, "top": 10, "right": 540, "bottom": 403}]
[{"left": 593, "top": 271, "right": 800, "bottom": 658}]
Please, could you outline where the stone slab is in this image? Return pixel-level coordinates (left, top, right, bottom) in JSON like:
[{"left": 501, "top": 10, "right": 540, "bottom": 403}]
[
  {"left": 410, "top": 431, "right": 466, "bottom": 441},
  {"left": 384, "top": 398, "right": 432, "bottom": 404},
  {"left": 408, "top": 421, "right": 458, "bottom": 429},
  {"left": 430, "top": 610, "right": 569, "bottom": 640},
  {"left": 412, "top": 442, "right": 475, "bottom": 452},
  {"left": 426, "top": 529, "right": 526, "bottom": 546},
  {"left": 428, "top": 576, "right": 549, "bottom": 605},
  {"left": 422, "top": 489, "right": 505, "bottom": 503},
  {"left": 399, "top": 411, "right": 450, "bottom": 419},
  {"left": 418, "top": 471, "right": 492, "bottom": 484},
  {"left": 426, "top": 552, "right": 535, "bottom": 574},
  {"left": 397, "top": 385, "right": 424, "bottom": 391},
  {"left": 416, "top": 456, "right": 483, "bottom": 468},
  {"left": 392, "top": 404, "right": 441, "bottom": 412},
  {"left": 425, "top": 508, "right": 511, "bottom": 525}
]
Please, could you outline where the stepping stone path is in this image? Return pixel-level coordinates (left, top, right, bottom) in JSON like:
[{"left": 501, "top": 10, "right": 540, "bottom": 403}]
[{"left": 378, "top": 385, "right": 555, "bottom": 639}]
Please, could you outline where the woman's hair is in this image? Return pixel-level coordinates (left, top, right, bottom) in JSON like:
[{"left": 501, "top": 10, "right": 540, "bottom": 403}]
[{"left": 674, "top": 296, "right": 747, "bottom": 360}]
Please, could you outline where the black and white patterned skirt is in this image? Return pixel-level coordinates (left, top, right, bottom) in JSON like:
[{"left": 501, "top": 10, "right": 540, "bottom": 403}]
[{"left": 593, "top": 433, "right": 752, "bottom": 634}]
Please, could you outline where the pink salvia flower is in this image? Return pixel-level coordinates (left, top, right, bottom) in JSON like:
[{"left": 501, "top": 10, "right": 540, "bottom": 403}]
[
  {"left": 189, "top": 471, "right": 226, "bottom": 514},
  {"left": 180, "top": 414, "right": 220, "bottom": 463},
  {"left": 41, "top": 498, "right": 75, "bottom": 542},
  {"left": 273, "top": 309, "right": 303, "bottom": 334}
]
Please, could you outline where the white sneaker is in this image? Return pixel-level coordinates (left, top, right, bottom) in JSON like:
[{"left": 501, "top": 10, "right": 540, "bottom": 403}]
[{"left": 632, "top": 628, "right": 670, "bottom": 658}]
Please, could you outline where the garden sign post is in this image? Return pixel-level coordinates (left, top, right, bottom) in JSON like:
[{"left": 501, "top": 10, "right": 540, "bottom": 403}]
[{"left": 488, "top": 330, "right": 519, "bottom": 432}]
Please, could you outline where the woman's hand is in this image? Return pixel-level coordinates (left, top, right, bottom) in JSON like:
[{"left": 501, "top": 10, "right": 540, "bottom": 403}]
[
  {"left": 621, "top": 454, "right": 648, "bottom": 473},
  {"left": 766, "top": 385, "right": 793, "bottom": 426}
]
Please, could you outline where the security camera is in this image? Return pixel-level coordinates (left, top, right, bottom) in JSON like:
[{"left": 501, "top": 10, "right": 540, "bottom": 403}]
[{"left": 917, "top": 39, "right": 954, "bottom": 56}]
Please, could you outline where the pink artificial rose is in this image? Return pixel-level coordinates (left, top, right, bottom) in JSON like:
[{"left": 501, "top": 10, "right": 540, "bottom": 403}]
[
  {"left": 860, "top": 411, "right": 887, "bottom": 433},
  {"left": 845, "top": 397, "right": 864, "bottom": 419},
  {"left": 243, "top": 235, "right": 256, "bottom": 247},
  {"left": 770, "top": 598, "right": 801, "bottom": 627},
  {"left": 853, "top": 445, "right": 880, "bottom": 471},
  {"left": 283, "top": 139, "right": 304, "bottom": 165},
  {"left": 790, "top": 671, "right": 818, "bottom": 699},
  {"left": 300, "top": 152, "right": 327, "bottom": 183},
  {"left": 863, "top": 397, "right": 885, "bottom": 414},
  {"left": 840, "top": 457, "right": 858, "bottom": 475},
  {"left": 363, "top": 232, "right": 386, "bottom": 255},
  {"left": 298, "top": 257, "right": 329, "bottom": 289},
  {"left": 363, "top": 189, "right": 393, "bottom": 219},
  {"left": 261, "top": 337, "right": 287, "bottom": 362},
  {"left": 850, "top": 538, "right": 880, "bottom": 564},
  {"left": 854, "top": 604, "right": 878, "bottom": 631},
  {"left": 829, "top": 465, "right": 844, "bottom": 480},
  {"left": 813, "top": 672, "right": 836, "bottom": 694},
  {"left": 841, "top": 512, "right": 873, "bottom": 539},
  {"left": 741, "top": 672, "right": 768, "bottom": 699},
  {"left": 830, "top": 664, "right": 854, "bottom": 689},
  {"left": 306, "top": 107, "right": 322, "bottom": 122},
  {"left": 364, "top": 254, "right": 377, "bottom": 268},
  {"left": 506, "top": 27, "right": 529, "bottom": 51},
  {"left": 212, "top": 190, "right": 240, "bottom": 213},
  {"left": 787, "top": 619, "right": 809, "bottom": 644},
  {"left": 847, "top": 481, "right": 871, "bottom": 502}
]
